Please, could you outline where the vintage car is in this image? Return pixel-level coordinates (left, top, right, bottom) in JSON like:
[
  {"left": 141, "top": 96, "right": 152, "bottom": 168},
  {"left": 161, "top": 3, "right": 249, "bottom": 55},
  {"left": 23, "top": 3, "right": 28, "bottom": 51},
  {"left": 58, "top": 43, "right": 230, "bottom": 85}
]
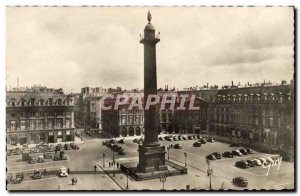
[
  {"left": 212, "top": 152, "right": 222, "bottom": 159},
  {"left": 235, "top": 160, "right": 249, "bottom": 169},
  {"left": 222, "top": 151, "right": 234, "bottom": 158},
  {"left": 193, "top": 142, "right": 201, "bottom": 147},
  {"left": 32, "top": 170, "right": 42, "bottom": 179},
  {"left": 206, "top": 154, "right": 217, "bottom": 160},
  {"left": 118, "top": 149, "right": 126, "bottom": 155},
  {"left": 14, "top": 172, "right": 24, "bottom": 184},
  {"left": 233, "top": 177, "right": 248, "bottom": 187},
  {"left": 43, "top": 152, "right": 53, "bottom": 159},
  {"left": 59, "top": 167, "right": 68, "bottom": 177},
  {"left": 174, "top": 144, "right": 182, "bottom": 149},
  {"left": 232, "top": 150, "right": 243, "bottom": 157},
  {"left": 199, "top": 138, "right": 207, "bottom": 144}
]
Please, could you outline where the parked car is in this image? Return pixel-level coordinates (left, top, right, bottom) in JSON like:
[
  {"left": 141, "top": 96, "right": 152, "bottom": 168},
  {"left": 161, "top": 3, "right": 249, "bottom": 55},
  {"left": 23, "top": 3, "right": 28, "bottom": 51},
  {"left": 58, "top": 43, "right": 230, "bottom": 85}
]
[
  {"left": 118, "top": 149, "right": 126, "bottom": 155},
  {"left": 133, "top": 138, "right": 139, "bottom": 143},
  {"left": 55, "top": 144, "right": 63, "bottom": 151},
  {"left": 229, "top": 143, "right": 241, "bottom": 147},
  {"left": 207, "top": 138, "right": 215, "bottom": 143},
  {"left": 32, "top": 170, "right": 42, "bottom": 179},
  {"left": 182, "top": 136, "right": 187, "bottom": 140},
  {"left": 173, "top": 137, "right": 178, "bottom": 141},
  {"left": 270, "top": 155, "right": 281, "bottom": 162},
  {"left": 59, "top": 150, "right": 67, "bottom": 160},
  {"left": 265, "top": 157, "right": 275, "bottom": 165},
  {"left": 70, "top": 143, "right": 80, "bottom": 150},
  {"left": 43, "top": 152, "right": 53, "bottom": 159},
  {"left": 233, "top": 177, "right": 248, "bottom": 187},
  {"left": 199, "top": 138, "right": 207, "bottom": 144},
  {"left": 106, "top": 143, "right": 113, "bottom": 148},
  {"left": 193, "top": 142, "right": 201, "bottom": 147},
  {"left": 232, "top": 150, "right": 243, "bottom": 156},
  {"left": 245, "top": 148, "right": 254, "bottom": 154},
  {"left": 196, "top": 135, "right": 202, "bottom": 139},
  {"left": 166, "top": 137, "right": 173, "bottom": 141},
  {"left": 59, "top": 167, "right": 68, "bottom": 177},
  {"left": 187, "top": 136, "right": 193, "bottom": 140},
  {"left": 158, "top": 137, "right": 164, "bottom": 141},
  {"left": 239, "top": 149, "right": 248, "bottom": 155},
  {"left": 258, "top": 158, "right": 268, "bottom": 165},
  {"left": 246, "top": 160, "right": 256, "bottom": 167},
  {"left": 177, "top": 137, "right": 182, "bottom": 141},
  {"left": 252, "top": 159, "right": 263, "bottom": 166},
  {"left": 28, "top": 156, "right": 37, "bottom": 164},
  {"left": 222, "top": 151, "right": 234, "bottom": 158},
  {"left": 14, "top": 172, "right": 24, "bottom": 184},
  {"left": 37, "top": 155, "right": 45, "bottom": 163},
  {"left": 206, "top": 154, "right": 217, "bottom": 160},
  {"left": 118, "top": 139, "right": 125, "bottom": 144},
  {"left": 174, "top": 144, "right": 182, "bottom": 149},
  {"left": 64, "top": 143, "right": 72, "bottom": 150},
  {"left": 235, "top": 160, "right": 249, "bottom": 169},
  {"left": 212, "top": 152, "right": 222, "bottom": 159}
]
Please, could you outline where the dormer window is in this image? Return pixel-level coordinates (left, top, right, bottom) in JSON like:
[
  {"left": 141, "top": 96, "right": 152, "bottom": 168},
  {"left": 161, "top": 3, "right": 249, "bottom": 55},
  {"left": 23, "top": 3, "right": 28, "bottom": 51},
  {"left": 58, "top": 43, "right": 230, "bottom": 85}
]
[
  {"left": 57, "top": 99, "right": 62, "bottom": 106},
  {"left": 12, "top": 102, "right": 15, "bottom": 107},
  {"left": 30, "top": 98, "right": 35, "bottom": 106},
  {"left": 40, "top": 100, "right": 44, "bottom": 106},
  {"left": 48, "top": 99, "right": 53, "bottom": 106}
]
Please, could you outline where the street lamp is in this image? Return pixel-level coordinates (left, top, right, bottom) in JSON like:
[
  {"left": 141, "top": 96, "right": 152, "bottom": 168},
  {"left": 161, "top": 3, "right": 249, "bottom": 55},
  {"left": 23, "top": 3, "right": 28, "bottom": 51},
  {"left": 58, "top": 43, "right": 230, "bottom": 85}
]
[
  {"left": 103, "top": 153, "right": 105, "bottom": 167},
  {"left": 184, "top": 152, "right": 187, "bottom": 167},
  {"left": 112, "top": 149, "right": 115, "bottom": 177},
  {"left": 167, "top": 146, "right": 170, "bottom": 160},
  {"left": 206, "top": 159, "right": 213, "bottom": 189},
  {"left": 160, "top": 175, "right": 167, "bottom": 190},
  {"left": 126, "top": 169, "right": 129, "bottom": 190},
  {"left": 208, "top": 168, "right": 213, "bottom": 189}
]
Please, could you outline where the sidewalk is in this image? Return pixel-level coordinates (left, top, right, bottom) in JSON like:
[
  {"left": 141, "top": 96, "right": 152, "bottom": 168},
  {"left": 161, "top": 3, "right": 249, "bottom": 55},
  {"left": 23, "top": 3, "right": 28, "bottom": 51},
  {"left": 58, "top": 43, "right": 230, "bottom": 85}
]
[{"left": 97, "top": 157, "right": 237, "bottom": 190}]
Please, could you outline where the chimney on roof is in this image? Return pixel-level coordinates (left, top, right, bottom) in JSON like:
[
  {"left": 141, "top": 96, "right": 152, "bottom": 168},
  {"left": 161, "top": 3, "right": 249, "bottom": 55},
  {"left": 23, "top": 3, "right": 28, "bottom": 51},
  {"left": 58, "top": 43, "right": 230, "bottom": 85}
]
[
  {"left": 231, "top": 81, "right": 233, "bottom": 87},
  {"left": 207, "top": 83, "right": 209, "bottom": 88},
  {"left": 247, "top": 82, "right": 250, "bottom": 86},
  {"left": 264, "top": 79, "right": 265, "bottom": 84}
]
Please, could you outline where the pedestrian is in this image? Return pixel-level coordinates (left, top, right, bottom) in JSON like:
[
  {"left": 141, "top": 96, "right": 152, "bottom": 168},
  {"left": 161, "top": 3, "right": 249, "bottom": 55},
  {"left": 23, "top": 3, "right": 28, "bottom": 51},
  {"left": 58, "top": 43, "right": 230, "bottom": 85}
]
[
  {"left": 67, "top": 168, "right": 70, "bottom": 174},
  {"left": 117, "top": 162, "right": 119, "bottom": 168},
  {"left": 94, "top": 165, "right": 97, "bottom": 173},
  {"left": 71, "top": 178, "right": 74, "bottom": 185},
  {"left": 43, "top": 169, "right": 47, "bottom": 175}
]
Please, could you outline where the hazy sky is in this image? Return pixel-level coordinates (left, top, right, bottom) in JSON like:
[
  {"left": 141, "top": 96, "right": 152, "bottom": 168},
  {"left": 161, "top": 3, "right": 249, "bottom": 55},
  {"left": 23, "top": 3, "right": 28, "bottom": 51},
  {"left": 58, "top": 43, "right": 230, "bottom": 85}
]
[{"left": 6, "top": 7, "right": 294, "bottom": 93}]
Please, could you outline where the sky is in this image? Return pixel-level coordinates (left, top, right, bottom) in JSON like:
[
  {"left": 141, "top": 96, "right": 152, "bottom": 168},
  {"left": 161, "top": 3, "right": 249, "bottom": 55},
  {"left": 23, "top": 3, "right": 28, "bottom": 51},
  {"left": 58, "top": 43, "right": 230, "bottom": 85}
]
[{"left": 6, "top": 7, "right": 294, "bottom": 93}]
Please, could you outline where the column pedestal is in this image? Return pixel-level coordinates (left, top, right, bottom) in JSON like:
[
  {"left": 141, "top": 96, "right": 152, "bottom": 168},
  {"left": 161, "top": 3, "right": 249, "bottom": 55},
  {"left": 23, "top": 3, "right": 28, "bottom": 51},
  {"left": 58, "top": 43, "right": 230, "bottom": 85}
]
[{"left": 137, "top": 144, "right": 168, "bottom": 173}]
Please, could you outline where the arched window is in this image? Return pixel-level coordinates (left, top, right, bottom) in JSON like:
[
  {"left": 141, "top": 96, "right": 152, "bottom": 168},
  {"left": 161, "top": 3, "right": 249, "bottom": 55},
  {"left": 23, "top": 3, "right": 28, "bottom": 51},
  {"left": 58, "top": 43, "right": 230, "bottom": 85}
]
[
  {"left": 48, "top": 98, "right": 53, "bottom": 106},
  {"left": 57, "top": 99, "right": 62, "bottom": 106}
]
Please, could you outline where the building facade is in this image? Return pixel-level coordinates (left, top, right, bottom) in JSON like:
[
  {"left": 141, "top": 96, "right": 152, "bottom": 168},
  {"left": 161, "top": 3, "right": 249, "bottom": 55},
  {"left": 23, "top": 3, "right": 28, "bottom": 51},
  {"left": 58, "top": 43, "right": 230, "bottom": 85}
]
[
  {"left": 207, "top": 82, "right": 294, "bottom": 156},
  {"left": 6, "top": 87, "right": 75, "bottom": 146}
]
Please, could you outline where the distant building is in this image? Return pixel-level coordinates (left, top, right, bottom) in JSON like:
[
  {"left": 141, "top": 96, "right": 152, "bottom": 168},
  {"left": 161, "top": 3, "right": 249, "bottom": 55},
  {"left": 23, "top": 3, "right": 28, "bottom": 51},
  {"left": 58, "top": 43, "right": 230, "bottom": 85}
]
[{"left": 6, "top": 86, "right": 75, "bottom": 146}]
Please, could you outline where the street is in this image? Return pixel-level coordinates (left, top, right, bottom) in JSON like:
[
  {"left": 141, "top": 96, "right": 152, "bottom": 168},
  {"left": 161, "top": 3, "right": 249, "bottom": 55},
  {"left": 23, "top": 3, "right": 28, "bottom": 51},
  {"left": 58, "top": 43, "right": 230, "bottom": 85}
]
[{"left": 7, "top": 133, "right": 294, "bottom": 190}]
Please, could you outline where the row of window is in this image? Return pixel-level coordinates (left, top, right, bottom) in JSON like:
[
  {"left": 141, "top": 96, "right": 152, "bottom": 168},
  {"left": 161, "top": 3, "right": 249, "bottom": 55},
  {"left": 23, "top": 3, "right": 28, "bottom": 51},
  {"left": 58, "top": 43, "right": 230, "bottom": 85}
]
[
  {"left": 8, "top": 98, "right": 71, "bottom": 107},
  {"left": 217, "top": 93, "right": 292, "bottom": 103},
  {"left": 9, "top": 119, "right": 71, "bottom": 131},
  {"left": 9, "top": 111, "right": 72, "bottom": 118}
]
